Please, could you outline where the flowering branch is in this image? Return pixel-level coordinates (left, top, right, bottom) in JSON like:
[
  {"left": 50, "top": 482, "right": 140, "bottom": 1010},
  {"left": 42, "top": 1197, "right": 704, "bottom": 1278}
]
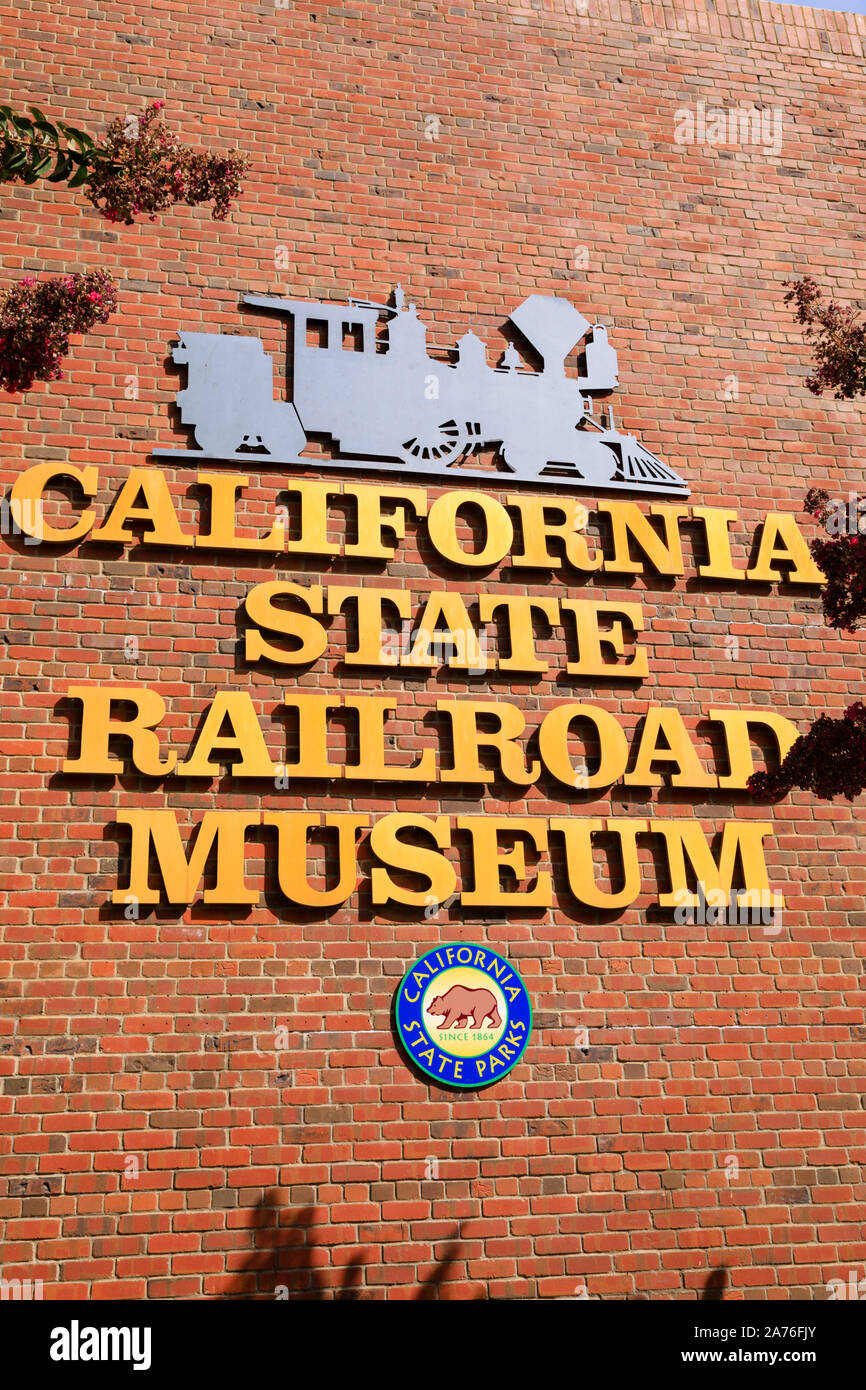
[
  {"left": 784, "top": 277, "right": 866, "bottom": 400},
  {"left": 0, "top": 270, "right": 118, "bottom": 393},
  {"left": 745, "top": 490, "right": 866, "bottom": 802},
  {"left": 748, "top": 702, "right": 866, "bottom": 802},
  {"left": 0, "top": 104, "right": 97, "bottom": 189},
  {"left": 747, "top": 278, "right": 866, "bottom": 803},
  {"left": 84, "top": 101, "right": 249, "bottom": 224},
  {"left": 1, "top": 100, "right": 249, "bottom": 224},
  {"left": 802, "top": 488, "right": 866, "bottom": 632}
]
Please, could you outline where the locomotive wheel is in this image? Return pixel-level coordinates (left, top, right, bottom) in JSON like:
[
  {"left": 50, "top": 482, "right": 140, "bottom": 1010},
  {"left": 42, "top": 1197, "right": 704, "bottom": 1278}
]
[
  {"left": 194, "top": 423, "right": 237, "bottom": 455},
  {"left": 501, "top": 443, "right": 547, "bottom": 476},
  {"left": 400, "top": 418, "right": 470, "bottom": 467},
  {"left": 503, "top": 435, "right": 618, "bottom": 482},
  {"left": 574, "top": 437, "right": 618, "bottom": 484}
]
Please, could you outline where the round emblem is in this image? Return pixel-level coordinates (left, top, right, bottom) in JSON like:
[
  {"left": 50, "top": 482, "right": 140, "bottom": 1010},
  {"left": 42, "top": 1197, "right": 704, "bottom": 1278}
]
[{"left": 396, "top": 943, "right": 532, "bottom": 1088}]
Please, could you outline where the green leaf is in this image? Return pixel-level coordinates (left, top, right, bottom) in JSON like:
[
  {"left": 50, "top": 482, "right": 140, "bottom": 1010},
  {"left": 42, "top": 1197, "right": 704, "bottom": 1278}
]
[
  {"left": 3, "top": 148, "right": 30, "bottom": 173},
  {"left": 29, "top": 152, "right": 54, "bottom": 178},
  {"left": 46, "top": 150, "right": 71, "bottom": 182},
  {"left": 11, "top": 113, "right": 33, "bottom": 134},
  {"left": 31, "top": 120, "right": 60, "bottom": 144},
  {"left": 58, "top": 123, "right": 94, "bottom": 152},
  {"left": 26, "top": 105, "right": 50, "bottom": 125},
  {"left": 0, "top": 105, "right": 15, "bottom": 122},
  {"left": 67, "top": 159, "right": 90, "bottom": 188},
  {"left": 65, "top": 150, "right": 93, "bottom": 176}
]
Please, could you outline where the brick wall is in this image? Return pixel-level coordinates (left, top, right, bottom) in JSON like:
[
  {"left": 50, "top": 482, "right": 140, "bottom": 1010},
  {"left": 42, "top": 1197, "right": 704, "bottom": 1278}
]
[{"left": 1, "top": 0, "right": 865, "bottom": 1299}]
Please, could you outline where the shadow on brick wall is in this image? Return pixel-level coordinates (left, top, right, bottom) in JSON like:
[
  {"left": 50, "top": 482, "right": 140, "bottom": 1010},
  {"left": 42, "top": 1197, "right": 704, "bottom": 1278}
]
[
  {"left": 224, "top": 1192, "right": 477, "bottom": 1300},
  {"left": 700, "top": 1266, "right": 728, "bottom": 1301}
]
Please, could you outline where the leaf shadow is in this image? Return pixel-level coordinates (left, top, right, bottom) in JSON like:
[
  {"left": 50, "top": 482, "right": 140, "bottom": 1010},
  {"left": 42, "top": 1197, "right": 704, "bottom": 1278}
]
[{"left": 223, "top": 1191, "right": 479, "bottom": 1300}]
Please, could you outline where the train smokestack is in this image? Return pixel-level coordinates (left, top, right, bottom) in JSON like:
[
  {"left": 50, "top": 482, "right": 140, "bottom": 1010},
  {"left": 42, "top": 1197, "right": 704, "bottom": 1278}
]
[{"left": 508, "top": 294, "right": 592, "bottom": 373}]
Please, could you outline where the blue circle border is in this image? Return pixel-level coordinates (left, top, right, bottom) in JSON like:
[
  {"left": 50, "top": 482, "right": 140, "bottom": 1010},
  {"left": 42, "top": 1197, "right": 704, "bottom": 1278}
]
[{"left": 395, "top": 943, "right": 533, "bottom": 1089}]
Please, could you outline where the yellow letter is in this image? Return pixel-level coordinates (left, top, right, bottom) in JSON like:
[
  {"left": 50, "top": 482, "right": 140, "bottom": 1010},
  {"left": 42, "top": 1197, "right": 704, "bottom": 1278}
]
[
  {"left": 370, "top": 814, "right": 456, "bottom": 906},
  {"left": 747, "top": 513, "right": 824, "bottom": 585},
  {"left": 63, "top": 685, "right": 176, "bottom": 776},
  {"left": 263, "top": 812, "right": 368, "bottom": 906},
  {"left": 691, "top": 506, "right": 743, "bottom": 581},
  {"left": 178, "top": 692, "right": 274, "bottom": 778},
  {"left": 114, "top": 809, "right": 260, "bottom": 905},
  {"left": 507, "top": 495, "right": 601, "bottom": 572},
  {"left": 284, "top": 480, "right": 340, "bottom": 556},
  {"left": 457, "top": 816, "right": 551, "bottom": 907},
  {"left": 597, "top": 502, "right": 688, "bottom": 576},
  {"left": 438, "top": 700, "right": 538, "bottom": 786},
  {"left": 625, "top": 708, "right": 717, "bottom": 788},
  {"left": 427, "top": 490, "right": 513, "bottom": 567},
  {"left": 244, "top": 581, "right": 327, "bottom": 665},
  {"left": 708, "top": 709, "right": 800, "bottom": 789},
  {"left": 281, "top": 695, "right": 345, "bottom": 778},
  {"left": 654, "top": 818, "right": 780, "bottom": 908},
  {"left": 477, "top": 594, "right": 559, "bottom": 673},
  {"left": 344, "top": 697, "right": 436, "bottom": 780},
  {"left": 343, "top": 485, "right": 427, "bottom": 560},
  {"left": 91, "top": 468, "right": 192, "bottom": 547},
  {"left": 10, "top": 463, "right": 97, "bottom": 543},
  {"left": 551, "top": 817, "right": 647, "bottom": 909},
  {"left": 196, "top": 473, "right": 285, "bottom": 552},
  {"left": 538, "top": 703, "right": 629, "bottom": 790},
  {"left": 409, "top": 592, "right": 485, "bottom": 671},
  {"left": 327, "top": 586, "right": 412, "bottom": 666},
  {"left": 561, "top": 600, "right": 648, "bottom": 679}
]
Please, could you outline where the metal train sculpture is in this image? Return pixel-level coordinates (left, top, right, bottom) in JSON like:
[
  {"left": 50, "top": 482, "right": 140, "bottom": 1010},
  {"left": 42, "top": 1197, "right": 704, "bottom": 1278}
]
[{"left": 155, "top": 286, "right": 688, "bottom": 496}]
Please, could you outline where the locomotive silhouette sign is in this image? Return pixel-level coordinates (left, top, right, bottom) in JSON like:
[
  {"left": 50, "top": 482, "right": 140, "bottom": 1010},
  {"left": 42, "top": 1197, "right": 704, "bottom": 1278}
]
[{"left": 155, "top": 286, "right": 688, "bottom": 496}]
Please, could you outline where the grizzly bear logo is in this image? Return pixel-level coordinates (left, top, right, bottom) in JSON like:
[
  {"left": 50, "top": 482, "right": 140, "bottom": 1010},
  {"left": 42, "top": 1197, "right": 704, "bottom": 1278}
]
[{"left": 426, "top": 984, "right": 501, "bottom": 1030}]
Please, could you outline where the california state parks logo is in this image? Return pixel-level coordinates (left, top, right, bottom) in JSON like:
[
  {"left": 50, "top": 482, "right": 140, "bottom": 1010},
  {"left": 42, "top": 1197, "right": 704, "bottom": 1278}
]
[{"left": 396, "top": 944, "right": 532, "bottom": 1088}]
